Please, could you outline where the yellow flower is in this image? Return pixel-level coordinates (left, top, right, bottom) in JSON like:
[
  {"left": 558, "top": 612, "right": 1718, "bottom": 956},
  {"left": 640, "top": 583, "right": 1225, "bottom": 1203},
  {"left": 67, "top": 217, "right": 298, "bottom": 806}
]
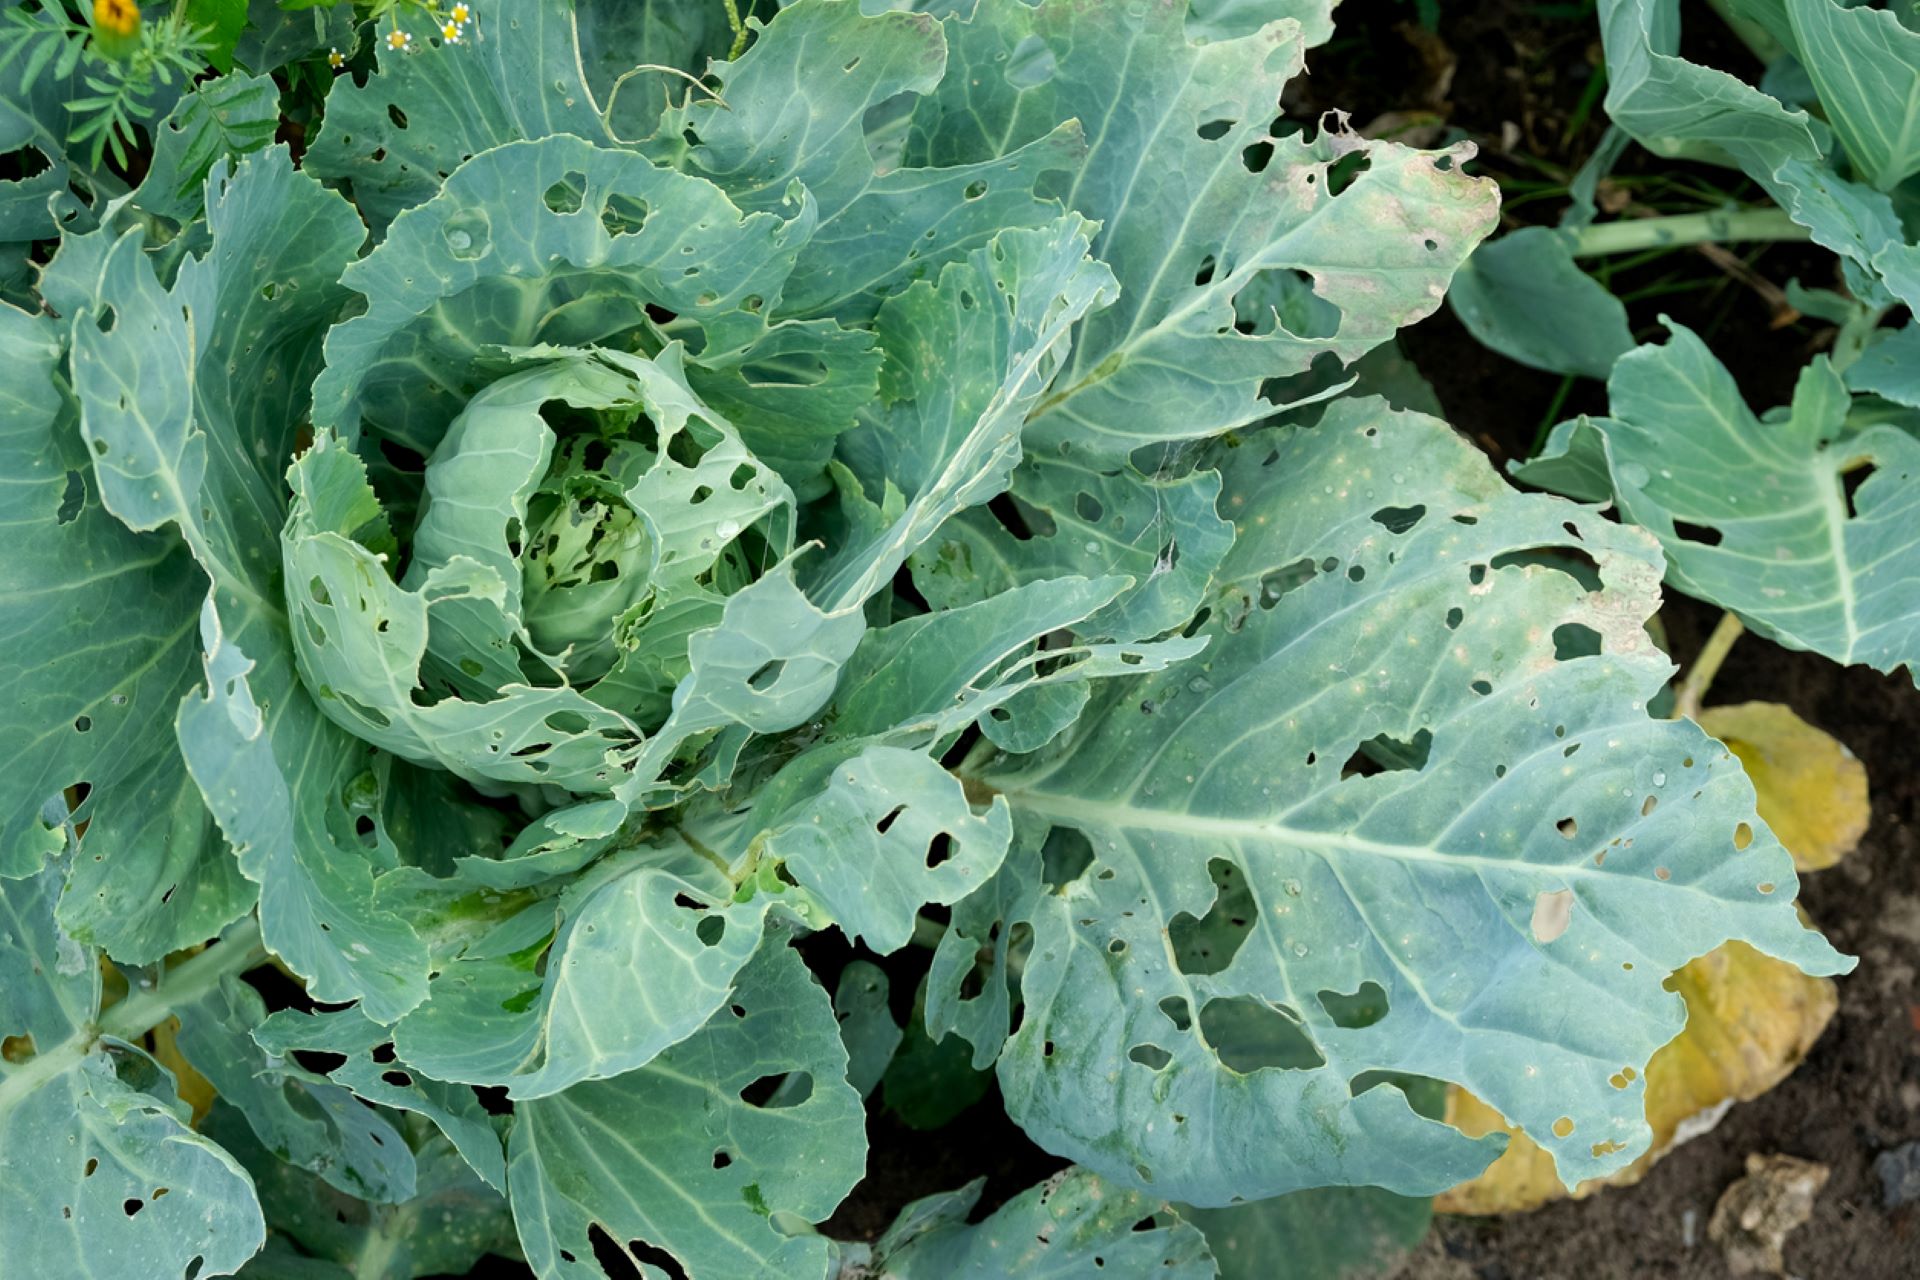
[
  {"left": 327, "top": 48, "right": 345, "bottom": 69},
  {"left": 441, "top": 20, "right": 461, "bottom": 43},
  {"left": 385, "top": 28, "right": 412, "bottom": 52},
  {"left": 93, "top": 0, "right": 139, "bottom": 39},
  {"left": 451, "top": 4, "right": 472, "bottom": 23}
]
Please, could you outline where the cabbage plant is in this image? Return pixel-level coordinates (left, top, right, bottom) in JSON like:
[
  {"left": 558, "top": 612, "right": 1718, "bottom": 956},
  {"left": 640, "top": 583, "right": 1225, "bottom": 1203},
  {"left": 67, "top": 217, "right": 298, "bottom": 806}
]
[
  {"left": 0, "top": 1, "right": 1848, "bottom": 1276},
  {"left": 1448, "top": 0, "right": 1920, "bottom": 684}
]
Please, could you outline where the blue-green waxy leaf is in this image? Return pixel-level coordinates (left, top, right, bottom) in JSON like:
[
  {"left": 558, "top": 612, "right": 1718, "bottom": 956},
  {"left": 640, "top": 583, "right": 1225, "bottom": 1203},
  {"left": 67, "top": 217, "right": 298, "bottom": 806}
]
[
  {"left": 0, "top": 303, "right": 241, "bottom": 946},
  {"left": 825, "top": 574, "right": 1134, "bottom": 741},
  {"left": 311, "top": 133, "right": 815, "bottom": 460},
  {"left": 1847, "top": 322, "right": 1920, "bottom": 409},
  {"left": 924, "top": 822, "right": 1045, "bottom": 1069},
  {"left": 1783, "top": 0, "right": 1920, "bottom": 192},
  {"left": 0, "top": 865, "right": 266, "bottom": 1277},
  {"left": 304, "top": 0, "right": 614, "bottom": 229},
  {"left": 657, "top": 0, "right": 946, "bottom": 222},
  {"left": 1185, "top": 1185, "right": 1434, "bottom": 1280},
  {"left": 508, "top": 939, "right": 867, "bottom": 1280},
  {"left": 211, "top": 1103, "right": 516, "bottom": 1280},
  {"left": 617, "top": 562, "right": 869, "bottom": 807},
  {"left": 763, "top": 744, "right": 1012, "bottom": 953},
  {"left": 575, "top": 0, "right": 736, "bottom": 143},
  {"left": 288, "top": 345, "right": 792, "bottom": 797},
  {"left": 847, "top": 1167, "right": 1216, "bottom": 1278},
  {"left": 56, "top": 148, "right": 431, "bottom": 1021},
  {"left": 251, "top": 1007, "right": 508, "bottom": 1193},
  {"left": 1598, "top": 0, "right": 1920, "bottom": 309},
  {"left": 178, "top": 602, "right": 432, "bottom": 1023},
  {"left": 1516, "top": 323, "right": 1920, "bottom": 679},
  {"left": 833, "top": 960, "right": 901, "bottom": 1099},
  {"left": 392, "top": 835, "right": 783, "bottom": 1099},
  {"left": 980, "top": 398, "right": 1847, "bottom": 1206},
  {"left": 662, "top": 0, "right": 1090, "bottom": 324},
  {"left": 173, "top": 976, "right": 417, "bottom": 1205},
  {"left": 1448, "top": 228, "right": 1635, "bottom": 380},
  {"left": 901, "top": 0, "right": 1500, "bottom": 455},
  {"left": 818, "top": 216, "right": 1118, "bottom": 607},
  {"left": 911, "top": 451, "right": 1237, "bottom": 644}
]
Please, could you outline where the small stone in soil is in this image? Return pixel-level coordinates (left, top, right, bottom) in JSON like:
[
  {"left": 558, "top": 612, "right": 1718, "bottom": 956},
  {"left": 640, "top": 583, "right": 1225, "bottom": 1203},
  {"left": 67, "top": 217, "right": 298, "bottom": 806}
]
[
  {"left": 1873, "top": 1140, "right": 1920, "bottom": 1208},
  {"left": 1708, "top": 1152, "right": 1830, "bottom": 1277}
]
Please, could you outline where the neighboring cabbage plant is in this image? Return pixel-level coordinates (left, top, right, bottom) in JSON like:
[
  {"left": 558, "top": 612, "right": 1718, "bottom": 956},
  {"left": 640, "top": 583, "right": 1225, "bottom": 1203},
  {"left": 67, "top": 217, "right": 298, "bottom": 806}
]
[
  {"left": 1446, "top": 0, "right": 1920, "bottom": 682},
  {"left": 0, "top": 2, "right": 1850, "bottom": 1278}
]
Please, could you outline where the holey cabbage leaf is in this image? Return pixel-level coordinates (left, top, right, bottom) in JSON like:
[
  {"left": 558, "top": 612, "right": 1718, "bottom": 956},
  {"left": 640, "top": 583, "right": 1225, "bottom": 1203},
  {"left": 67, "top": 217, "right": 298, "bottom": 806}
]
[
  {"left": 969, "top": 398, "right": 1844, "bottom": 1206},
  {"left": 1516, "top": 323, "right": 1920, "bottom": 680},
  {"left": 0, "top": 0, "right": 1857, "bottom": 1276}
]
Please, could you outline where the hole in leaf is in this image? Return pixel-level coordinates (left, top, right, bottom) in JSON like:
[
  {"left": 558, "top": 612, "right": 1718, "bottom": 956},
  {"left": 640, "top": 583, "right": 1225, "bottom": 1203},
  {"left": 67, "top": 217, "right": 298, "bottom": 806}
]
[
  {"left": 1199, "top": 997, "right": 1325, "bottom": 1072},
  {"left": 1169, "top": 858, "right": 1252, "bottom": 976},
  {"left": 57, "top": 470, "right": 85, "bottom": 524},
  {"left": 1159, "top": 995, "right": 1192, "bottom": 1032},
  {"left": 1128, "top": 1043, "right": 1174, "bottom": 1070},
  {"left": 1196, "top": 119, "right": 1235, "bottom": 141},
  {"left": 1259, "top": 557, "right": 1316, "bottom": 608},
  {"left": 739, "top": 1071, "right": 812, "bottom": 1108},
  {"left": 1734, "top": 822, "right": 1753, "bottom": 850},
  {"left": 1671, "top": 520, "right": 1723, "bottom": 547},
  {"left": 1370, "top": 504, "right": 1426, "bottom": 534},
  {"left": 543, "top": 172, "right": 587, "bottom": 214},
  {"left": 712, "top": 1150, "right": 731, "bottom": 1169},
  {"left": 1841, "top": 462, "right": 1874, "bottom": 519},
  {"left": 925, "top": 833, "right": 953, "bottom": 870},
  {"left": 1552, "top": 623, "right": 1603, "bottom": 660},
  {"left": 875, "top": 805, "right": 905, "bottom": 835},
  {"left": 1231, "top": 268, "right": 1339, "bottom": 339},
  {"left": 696, "top": 915, "right": 726, "bottom": 946},
  {"left": 1341, "top": 728, "right": 1430, "bottom": 777},
  {"left": 1042, "top": 826, "right": 1094, "bottom": 887},
  {"left": 1556, "top": 816, "right": 1579, "bottom": 839},
  {"left": 1316, "top": 981, "right": 1388, "bottom": 1029}
]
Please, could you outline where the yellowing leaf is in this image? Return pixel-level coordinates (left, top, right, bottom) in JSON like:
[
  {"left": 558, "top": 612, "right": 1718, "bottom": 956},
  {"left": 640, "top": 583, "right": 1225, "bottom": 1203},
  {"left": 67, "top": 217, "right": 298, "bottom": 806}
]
[
  {"left": 1437, "top": 941, "right": 1837, "bottom": 1214},
  {"left": 1699, "top": 702, "right": 1869, "bottom": 872},
  {"left": 148, "top": 1017, "right": 218, "bottom": 1125}
]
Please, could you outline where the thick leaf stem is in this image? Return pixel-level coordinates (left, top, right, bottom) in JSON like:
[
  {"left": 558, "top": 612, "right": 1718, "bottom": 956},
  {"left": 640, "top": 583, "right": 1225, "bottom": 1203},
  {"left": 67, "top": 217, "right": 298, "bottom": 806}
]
[
  {"left": 0, "top": 916, "right": 265, "bottom": 1114},
  {"left": 1673, "top": 611, "right": 1745, "bottom": 721},
  {"left": 99, "top": 915, "right": 266, "bottom": 1042},
  {"left": 1829, "top": 302, "right": 1892, "bottom": 375},
  {"left": 1569, "top": 208, "right": 1808, "bottom": 258}
]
